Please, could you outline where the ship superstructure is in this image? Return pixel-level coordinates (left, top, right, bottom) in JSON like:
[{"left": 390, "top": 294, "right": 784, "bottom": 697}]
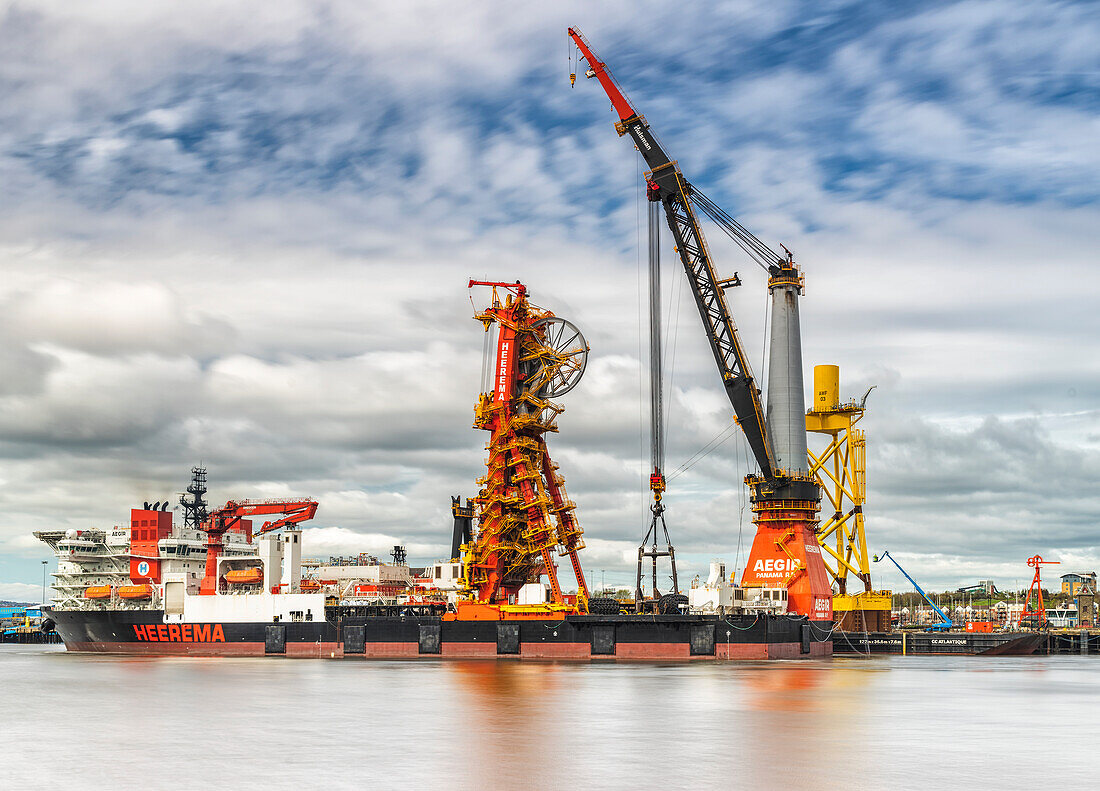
[{"left": 36, "top": 515, "right": 254, "bottom": 611}]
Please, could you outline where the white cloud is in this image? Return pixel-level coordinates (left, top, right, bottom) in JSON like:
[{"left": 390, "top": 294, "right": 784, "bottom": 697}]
[{"left": 0, "top": 582, "right": 49, "bottom": 603}]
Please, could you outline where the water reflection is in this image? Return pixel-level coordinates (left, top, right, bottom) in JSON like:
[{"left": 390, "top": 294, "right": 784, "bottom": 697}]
[
  {"left": 2, "top": 648, "right": 1096, "bottom": 790},
  {"left": 742, "top": 662, "right": 822, "bottom": 710}
]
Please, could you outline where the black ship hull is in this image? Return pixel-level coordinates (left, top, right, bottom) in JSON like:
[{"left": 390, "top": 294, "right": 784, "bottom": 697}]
[
  {"left": 46, "top": 607, "right": 832, "bottom": 660},
  {"left": 832, "top": 630, "right": 1043, "bottom": 656}
]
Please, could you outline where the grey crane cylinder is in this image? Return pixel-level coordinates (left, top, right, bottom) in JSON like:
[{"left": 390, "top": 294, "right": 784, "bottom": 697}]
[{"left": 765, "top": 269, "right": 808, "bottom": 474}]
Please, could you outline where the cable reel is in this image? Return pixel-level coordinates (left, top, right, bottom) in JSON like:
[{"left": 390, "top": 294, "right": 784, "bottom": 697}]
[{"left": 526, "top": 317, "right": 589, "bottom": 398}]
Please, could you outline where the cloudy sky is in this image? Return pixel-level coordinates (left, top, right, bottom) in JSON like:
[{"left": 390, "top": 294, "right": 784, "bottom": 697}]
[{"left": 1, "top": 0, "right": 1098, "bottom": 601}]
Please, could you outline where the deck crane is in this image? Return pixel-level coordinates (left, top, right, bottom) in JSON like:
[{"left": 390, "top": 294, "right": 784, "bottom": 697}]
[
  {"left": 199, "top": 497, "right": 318, "bottom": 595},
  {"left": 569, "top": 27, "right": 832, "bottom": 621},
  {"left": 1023, "top": 554, "right": 1059, "bottom": 629},
  {"left": 873, "top": 550, "right": 952, "bottom": 631}
]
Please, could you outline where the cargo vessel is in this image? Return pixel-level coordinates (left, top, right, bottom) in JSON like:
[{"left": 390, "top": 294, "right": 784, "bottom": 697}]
[
  {"left": 38, "top": 30, "right": 852, "bottom": 661},
  {"left": 37, "top": 470, "right": 830, "bottom": 660}
]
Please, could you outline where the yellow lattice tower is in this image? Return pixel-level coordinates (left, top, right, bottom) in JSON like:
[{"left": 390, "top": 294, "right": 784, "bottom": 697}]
[{"left": 805, "top": 364, "right": 892, "bottom": 631}]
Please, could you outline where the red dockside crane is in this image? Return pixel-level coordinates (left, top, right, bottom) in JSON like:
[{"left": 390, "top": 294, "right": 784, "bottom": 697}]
[
  {"left": 199, "top": 498, "right": 318, "bottom": 595},
  {"left": 1023, "top": 554, "right": 1059, "bottom": 629}
]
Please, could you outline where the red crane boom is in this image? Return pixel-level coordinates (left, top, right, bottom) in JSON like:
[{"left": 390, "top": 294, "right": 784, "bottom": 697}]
[
  {"left": 199, "top": 497, "right": 318, "bottom": 594},
  {"left": 1024, "top": 555, "right": 1059, "bottom": 628}
]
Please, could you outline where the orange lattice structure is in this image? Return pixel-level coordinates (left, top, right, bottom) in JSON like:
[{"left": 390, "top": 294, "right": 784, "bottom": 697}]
[{"left": 460, "top": 281, "right": 590, "bottom": 612}]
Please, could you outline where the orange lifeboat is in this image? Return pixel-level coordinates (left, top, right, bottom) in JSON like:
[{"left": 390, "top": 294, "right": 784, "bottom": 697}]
[
  {"left": 118, "top": 584, "right": 153, "bottom": 600},
  {"left": 225, "top": 568, "right": 263, "bottom": 584},
  {"left": 300, "top": 579, "right": 321, "bottom": 592},
  {"left": 84, "top": 585, "right": 112, "bottom": 599}
]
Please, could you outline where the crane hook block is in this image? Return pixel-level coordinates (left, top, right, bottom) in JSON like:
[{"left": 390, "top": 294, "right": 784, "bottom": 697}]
[
  {"left": 570, "top": 72, "right": 577, "bottom": 87},
  {"left": 646, "top": 180, "right": 661, "bottom": 202}
]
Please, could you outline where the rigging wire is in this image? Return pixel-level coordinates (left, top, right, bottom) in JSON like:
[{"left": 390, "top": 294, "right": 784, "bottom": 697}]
[
  {"left": 666, "top": 421, "right": 740, "bottom": 481},
  {"left": 647, "top": 199, "right": 663, "bottom": 476},
  {"left": 689, "top": 188, "right": 783, "bottom": 273},
  {"left": 635, "top": 164, "right": 648, "bottom": 528},
  {"left": 661, "top": 244, "right": 683, "bottom": 469}
]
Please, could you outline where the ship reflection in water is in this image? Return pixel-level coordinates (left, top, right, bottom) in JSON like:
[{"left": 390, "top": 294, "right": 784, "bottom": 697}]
[{"left": 2, "top": 646, "right": 1096, "bottom": 790}]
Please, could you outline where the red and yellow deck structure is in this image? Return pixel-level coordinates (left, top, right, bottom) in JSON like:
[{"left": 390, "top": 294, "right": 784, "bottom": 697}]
[{"left": 459, "top": 281, "right": 590, "bottom": 617}]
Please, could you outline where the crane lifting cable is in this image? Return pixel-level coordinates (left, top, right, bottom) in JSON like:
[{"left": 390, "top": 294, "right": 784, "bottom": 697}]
[{"left": 635, "top": 200, "right": 679, "bottom": 610}]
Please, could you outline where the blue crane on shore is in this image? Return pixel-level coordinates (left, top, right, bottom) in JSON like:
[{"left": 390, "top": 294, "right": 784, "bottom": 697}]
[{"left": 873, "top": 551, "right": 953, "bottom": 632}]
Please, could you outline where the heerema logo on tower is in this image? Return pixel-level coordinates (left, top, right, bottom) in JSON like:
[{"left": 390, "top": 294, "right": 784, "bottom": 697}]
[{"left": 496, "top": 340, "right": 511, "bottom": 400}]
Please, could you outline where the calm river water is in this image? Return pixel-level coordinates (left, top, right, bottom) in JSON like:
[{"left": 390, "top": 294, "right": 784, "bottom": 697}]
[{"left": 1, "top": 645, "right": 1095, "bottom": 790}]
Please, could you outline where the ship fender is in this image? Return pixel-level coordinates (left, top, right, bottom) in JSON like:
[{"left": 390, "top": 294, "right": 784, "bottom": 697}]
[
  {"left": 344, "top": 624, "right": 366, "bottom": 654},
  {"left": 265, "top": 624, "right": 286, "bottom": 654},
  {"left": 658, "top": 593, "right": 688, "bottom": 614},
  {"left": 418, "top": 623, "right": 441, "bottom": 654},
  {"left": 496, "top": 623, "right": 520, "bottom": 655},
  {"left": 588, "top": 597, "right": 620, "bottom": 615}
]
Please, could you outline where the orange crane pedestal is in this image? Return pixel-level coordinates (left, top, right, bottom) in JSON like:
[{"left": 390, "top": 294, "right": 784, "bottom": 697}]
[{"left": 741, "top": 496, "right": 832, "bottom": 620}]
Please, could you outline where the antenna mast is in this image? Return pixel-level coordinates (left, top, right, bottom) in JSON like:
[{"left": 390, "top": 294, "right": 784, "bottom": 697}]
[{"left": 180, "top": 466, "right": 209, "bottom": 529}]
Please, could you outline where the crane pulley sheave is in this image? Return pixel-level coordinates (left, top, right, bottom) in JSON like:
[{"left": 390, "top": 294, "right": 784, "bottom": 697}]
[{"left": 528, "top": 317, "right": 588, "bottom": 398}]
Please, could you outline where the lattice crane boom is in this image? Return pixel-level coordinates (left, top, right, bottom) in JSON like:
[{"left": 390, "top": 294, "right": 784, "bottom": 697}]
[
  {"left": 570, "top": 28, "right": 834, "bottom": 623},
  {"left": 568, "top": 26, "right": 777, "bottom": 483}
]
